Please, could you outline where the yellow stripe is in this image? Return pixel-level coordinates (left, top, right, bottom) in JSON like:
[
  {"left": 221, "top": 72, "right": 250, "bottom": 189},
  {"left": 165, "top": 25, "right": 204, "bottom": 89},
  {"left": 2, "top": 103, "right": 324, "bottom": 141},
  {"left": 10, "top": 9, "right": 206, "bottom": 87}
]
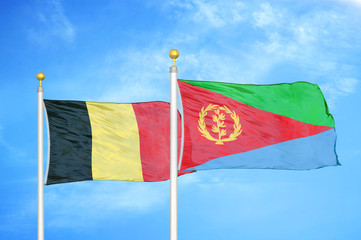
[{"left": 86, "top": 102, "right": 144, "bottom": 181}]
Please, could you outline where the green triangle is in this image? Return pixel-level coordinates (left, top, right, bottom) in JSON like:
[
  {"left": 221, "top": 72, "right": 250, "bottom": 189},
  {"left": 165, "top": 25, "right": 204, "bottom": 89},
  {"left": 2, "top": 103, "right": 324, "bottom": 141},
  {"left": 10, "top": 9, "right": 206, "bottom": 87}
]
[{"left": 179, "top": 79, "right": 335, "bottom": 127}]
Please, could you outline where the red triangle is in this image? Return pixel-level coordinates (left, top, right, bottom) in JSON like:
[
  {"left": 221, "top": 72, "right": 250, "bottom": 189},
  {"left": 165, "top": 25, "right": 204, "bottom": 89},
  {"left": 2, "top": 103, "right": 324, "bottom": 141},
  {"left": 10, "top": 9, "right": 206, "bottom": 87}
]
[{"left": 179, "top": 80, "right": 333, "bottom": 171}]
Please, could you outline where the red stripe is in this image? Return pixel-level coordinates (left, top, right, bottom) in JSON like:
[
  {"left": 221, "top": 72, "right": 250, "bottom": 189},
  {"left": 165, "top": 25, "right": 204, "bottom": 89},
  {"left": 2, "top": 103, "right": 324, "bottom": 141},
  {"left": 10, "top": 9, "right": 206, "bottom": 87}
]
[
  {"left": 132, "top": 102, "right": 185, "bottom": 182},
  {"left": 178, "top": 80, "right": 333, "bottom": 171}
]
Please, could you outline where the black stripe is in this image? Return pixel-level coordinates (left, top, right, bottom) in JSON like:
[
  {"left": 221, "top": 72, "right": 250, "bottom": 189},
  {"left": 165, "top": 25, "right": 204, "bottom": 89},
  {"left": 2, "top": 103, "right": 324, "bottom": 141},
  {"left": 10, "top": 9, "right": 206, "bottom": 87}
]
[{"left": 44, "top": 100, "right": 93, "bottom": 185}]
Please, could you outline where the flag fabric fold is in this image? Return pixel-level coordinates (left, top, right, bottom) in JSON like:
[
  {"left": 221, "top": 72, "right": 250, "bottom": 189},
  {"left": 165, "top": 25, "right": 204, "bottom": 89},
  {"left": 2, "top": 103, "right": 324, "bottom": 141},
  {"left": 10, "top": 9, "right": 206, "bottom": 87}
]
[
  {"left": 44, "top": 100, "right": 185, "bottom": 185},
  {"left": 177, "top": 79, "right": 339, "bottom": 172}
]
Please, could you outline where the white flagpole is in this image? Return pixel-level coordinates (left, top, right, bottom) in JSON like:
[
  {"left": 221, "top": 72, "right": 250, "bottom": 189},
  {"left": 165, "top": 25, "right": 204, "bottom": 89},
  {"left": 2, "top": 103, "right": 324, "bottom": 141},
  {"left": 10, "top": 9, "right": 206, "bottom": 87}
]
[
  {"left": 169, "top": 49, "right": 179, "bottom": 240},
  {"left": 37, "top": 72, "right": 45, "bottom": 240}
]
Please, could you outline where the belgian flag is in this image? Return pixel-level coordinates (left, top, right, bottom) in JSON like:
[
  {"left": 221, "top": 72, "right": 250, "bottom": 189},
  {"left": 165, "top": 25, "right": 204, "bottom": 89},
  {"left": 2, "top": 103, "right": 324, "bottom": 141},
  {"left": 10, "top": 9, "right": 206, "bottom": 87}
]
[{"left": 44, "top": 100, "right": 182, "bottom": 185}]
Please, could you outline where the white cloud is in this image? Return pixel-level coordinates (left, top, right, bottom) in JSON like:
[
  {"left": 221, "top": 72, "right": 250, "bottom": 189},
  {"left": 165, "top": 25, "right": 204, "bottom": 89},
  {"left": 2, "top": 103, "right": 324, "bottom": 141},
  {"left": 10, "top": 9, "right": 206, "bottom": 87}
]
[
  {"left": 253, "top": 2, "right": 283, "bottom": 28},
  {"left": 48, "top": 1, "right": 360, "bottom": 106},
  {"left": 93, "top": 48, "right": 171, "bottom": 103},
  {"left": 332, "top": 0, "right": 361, "bottom": 7},
  {"left": 336, "top": 78, "right": 358, "bottom": 93},
  {"left": 45, "top": 181, "right": 168, "bottom": 228},
  {"left": 319, "top": 78, "right": 359, "bottom": 108},
  {"left": 178, "top": 173, "right": 202, "bottom": 186},
  {"left": 192, "top": 0, "right": 245, "bottom": 27},
  {"left": 0, "top": 203, "right": 36, "bottom": 234},
  {"left": 164, "top": 0, "right": 246, "bottom": 28},
  {"left": 160, "top": 2, "right": 316, "bottom": 83},
  {"left": 243, "top": 2, "right": 361, "bottom": 87},
  {"left": 27, "top": 0, "right": 75, "bottom": 45},
  {"left": 294, "top": 26, "right": 316, "bottom": 45},
  {"left": 0, "top": 179, "right": 169, "bottom": 232},
  {"left": 179, "top": 170, "right": 301, "bottom": 224},
  {"left": 179, "top": 50, "right": 263, "bottom": 84},
  {"left": 44, "top": 45, "right": 173, "bottom": 102},
  {"left": 0, "top": 125, "right": 26, "bottom": 158}
]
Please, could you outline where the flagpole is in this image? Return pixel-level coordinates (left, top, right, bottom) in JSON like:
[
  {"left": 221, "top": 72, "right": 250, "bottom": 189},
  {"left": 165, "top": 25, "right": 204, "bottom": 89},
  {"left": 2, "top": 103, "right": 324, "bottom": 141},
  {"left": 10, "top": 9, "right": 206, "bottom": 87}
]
[
  {"left": 37, "top": 72, "right": 45, "bottom": 240},
  {"left": 169, "top": 49, "right": 179, "bottom": 240}
]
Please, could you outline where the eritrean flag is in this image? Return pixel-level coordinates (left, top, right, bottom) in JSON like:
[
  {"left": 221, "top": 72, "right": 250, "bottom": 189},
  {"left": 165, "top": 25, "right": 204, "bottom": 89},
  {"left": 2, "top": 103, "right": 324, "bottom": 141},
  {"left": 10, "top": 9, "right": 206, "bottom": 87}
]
[
  {"left": 44, "top": 100, "right": 184, "bottom": 185},
  {"left": 178, "top": 79, "right": 339, "bottom": 172}
]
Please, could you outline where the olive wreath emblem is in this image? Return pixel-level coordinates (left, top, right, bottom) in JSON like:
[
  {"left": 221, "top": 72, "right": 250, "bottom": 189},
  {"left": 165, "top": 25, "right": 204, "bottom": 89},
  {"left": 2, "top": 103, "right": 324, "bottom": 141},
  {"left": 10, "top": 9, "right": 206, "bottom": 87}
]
[{"left": 198, "top": 104, "right": 242, "bottom": 145}]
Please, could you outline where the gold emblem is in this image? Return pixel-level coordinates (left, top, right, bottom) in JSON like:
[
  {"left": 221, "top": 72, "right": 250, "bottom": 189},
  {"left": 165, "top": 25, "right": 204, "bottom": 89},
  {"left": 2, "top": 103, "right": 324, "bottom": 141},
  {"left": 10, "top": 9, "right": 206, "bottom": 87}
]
[{"left": 198, "top": 104, "right": 242, "bottom": 145}]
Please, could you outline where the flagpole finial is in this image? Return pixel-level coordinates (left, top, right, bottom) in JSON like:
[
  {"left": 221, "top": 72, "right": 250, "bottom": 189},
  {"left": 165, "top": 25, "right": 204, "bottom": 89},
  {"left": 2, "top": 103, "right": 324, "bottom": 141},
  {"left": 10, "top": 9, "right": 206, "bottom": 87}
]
[
  {"left": 169, "top": 49, "right": 179, "bottom": 66},
  {"left": 36, "top": 72, "right": 45, "bottom": 87}
]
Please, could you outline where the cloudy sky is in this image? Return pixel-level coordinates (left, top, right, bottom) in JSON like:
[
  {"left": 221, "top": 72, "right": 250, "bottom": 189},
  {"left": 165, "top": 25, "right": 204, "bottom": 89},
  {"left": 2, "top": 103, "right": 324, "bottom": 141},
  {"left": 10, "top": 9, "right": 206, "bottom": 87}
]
[{"left": 1, "top": 0, "right": 361, "bottom": 239}]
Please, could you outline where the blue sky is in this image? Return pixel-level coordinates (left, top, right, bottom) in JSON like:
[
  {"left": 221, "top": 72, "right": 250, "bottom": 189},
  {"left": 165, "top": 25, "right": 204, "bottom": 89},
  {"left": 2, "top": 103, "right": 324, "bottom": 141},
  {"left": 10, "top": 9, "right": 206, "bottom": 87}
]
[{"left": 1, "top": 0, "right": 361, "bottom": 239}]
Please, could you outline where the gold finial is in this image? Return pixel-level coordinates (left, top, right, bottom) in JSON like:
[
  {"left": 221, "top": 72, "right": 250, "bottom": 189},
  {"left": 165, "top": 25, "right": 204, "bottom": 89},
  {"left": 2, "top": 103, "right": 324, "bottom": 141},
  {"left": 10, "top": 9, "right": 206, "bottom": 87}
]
[
  {"left": 169, "top": 49, "right": 179, "bottom": 66},
  {"left": 36, "top": 72, "right": 45, "bottom": 87}
]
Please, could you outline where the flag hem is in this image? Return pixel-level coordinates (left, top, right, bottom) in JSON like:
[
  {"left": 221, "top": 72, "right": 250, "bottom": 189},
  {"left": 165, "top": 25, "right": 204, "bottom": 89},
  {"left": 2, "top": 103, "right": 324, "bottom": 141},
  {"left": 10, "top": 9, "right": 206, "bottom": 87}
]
[{"left": 43, "top": 100, "right": 51, "bottom": 186}]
